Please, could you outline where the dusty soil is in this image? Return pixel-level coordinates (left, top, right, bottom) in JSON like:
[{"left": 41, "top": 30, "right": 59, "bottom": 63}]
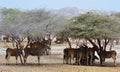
[{"left": 0, "top": 44, "right": 120, "bottom": 72}]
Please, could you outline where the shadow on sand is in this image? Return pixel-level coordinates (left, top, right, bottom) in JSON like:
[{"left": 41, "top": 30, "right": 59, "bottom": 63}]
[{"left": 0, "top": 62, "right": 120, "bottom": 67}]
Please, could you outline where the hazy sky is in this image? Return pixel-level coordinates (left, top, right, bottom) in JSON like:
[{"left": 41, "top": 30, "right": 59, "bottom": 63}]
[{"left": 0, "top": 0, "right": 119, "bottom": 11}]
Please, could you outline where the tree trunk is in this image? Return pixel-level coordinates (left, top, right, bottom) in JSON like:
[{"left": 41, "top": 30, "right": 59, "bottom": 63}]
[
  {"left": 86, "top": 38, "right": 103, "bottom": 65},
  {"left": 97, "top": 38, "right": 105, "bottom": 65},
  {"left": 103, "top": 38, "right": 109, "bottom": 50},
  {"left": 110, "top": 39, "right": 114, "bottom": 51},
  {"left": 15, "top": 40, "right": 24, "bottom": 64},
  {"left": 66, "top": 37, "right": 72, "bottom": 48}
]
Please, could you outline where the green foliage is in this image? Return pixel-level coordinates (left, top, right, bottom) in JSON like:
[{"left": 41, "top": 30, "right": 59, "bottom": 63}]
[
  {"left": 0, "top": 8, "right": 119, "bottom": 40},
  {"left": 1, "top": 8, "right": 19, "bottom": 16},
  {"left": 1, "top": 8, "right": 23, "bottom": 25},
  {"left": 69, "top": 12, "right": 118, "bottom": 39}
]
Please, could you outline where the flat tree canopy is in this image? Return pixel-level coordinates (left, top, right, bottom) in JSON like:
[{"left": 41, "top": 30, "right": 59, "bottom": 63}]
[{"left": 69, "top": 12, "right": 119, "bottom": 39}]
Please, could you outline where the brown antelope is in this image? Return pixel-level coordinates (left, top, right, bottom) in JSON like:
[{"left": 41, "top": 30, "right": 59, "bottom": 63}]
[
  {"left": 87, "top": 47, "right": 97, "bottom": 65},
  {"left": 24, "top": 44, "right": 49, "bottom": 64},
  {"left": 29, "top": 41, "right": 51, "bottom": 55},
  {"left": 63, "top": 44, "right": 89, "bottom": 65},
  {"left": 63, "top": 48, "right": 76, "bottom": 64},
  {"left": 63, "top": 44, "right": 99, "bottom": 66},
  {"left": 5, "top": 48, "right": 23, "bottom": 64},
  {"left": 76, "top": 44, "right": 89, "bottom": 65},
  {"left": 100, "top": 50, "right": 117, "bottom": 66}
]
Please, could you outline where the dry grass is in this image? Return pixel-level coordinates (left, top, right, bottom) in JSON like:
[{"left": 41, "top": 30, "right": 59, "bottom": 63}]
[
  {"left": 0, "top": 42, "right": 27, "bottom": 48},
  {"left": 0, "top": 55, "right": 120, "bottom": 72}
]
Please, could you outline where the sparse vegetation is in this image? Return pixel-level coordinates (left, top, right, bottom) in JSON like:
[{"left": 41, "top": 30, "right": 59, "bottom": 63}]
[{"left": 0, "top": 7, "right": 120, "bottom": 72}]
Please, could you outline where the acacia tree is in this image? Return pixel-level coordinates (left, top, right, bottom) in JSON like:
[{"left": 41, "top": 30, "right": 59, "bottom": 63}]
[
  {"left": 0, "top": 7, "right": 69, "bottom": 53},
  {"left": 0, "top": 8, "right": 57, "bottom": 63},
  {"left": 22, "top": 10, "right": 69, "bottom": 47},
  {"left": 62, "top": 11, "right": 120, "bottom": 65}
]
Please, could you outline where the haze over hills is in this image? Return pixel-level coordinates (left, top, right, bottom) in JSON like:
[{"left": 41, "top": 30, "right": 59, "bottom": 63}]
[
  {"left": 0, "top": 7, "right": 115, "bottom": 18},
  {"left": 50, "top": 7, "right": 89, "bottom": 18},
  {"left": 50, "top": 7, "right": 114, "bottom": 18}
]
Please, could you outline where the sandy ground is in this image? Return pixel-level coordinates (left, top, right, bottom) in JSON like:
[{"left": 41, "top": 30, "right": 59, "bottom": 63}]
[{"left": 0, "top": 44, "right": 120, "bottom": 72}]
